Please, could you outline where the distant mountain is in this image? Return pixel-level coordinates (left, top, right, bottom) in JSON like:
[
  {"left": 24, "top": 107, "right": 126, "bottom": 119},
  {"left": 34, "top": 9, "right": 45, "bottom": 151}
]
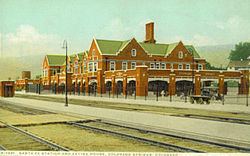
[
  {"left": 0, "top": 55, "right": 44, "bottom": 80},
  {"left": 196, "top": 44, "right": 234, "bottom": 68},
  {"left": 0, "top": 44, "right": 236, "bottom": 80},
  {"left": 197, "top": 44, "right": 234, "bottom": 52}
]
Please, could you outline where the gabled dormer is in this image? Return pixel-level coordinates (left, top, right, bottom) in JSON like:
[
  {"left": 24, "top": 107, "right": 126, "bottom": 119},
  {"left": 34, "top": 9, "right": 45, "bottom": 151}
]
[
  {"left": 92, "top": 38, "right": 149, "bottom": 58},
  {"left": 42, "top": 54, "right": 65, "bottom": 77},
  {"left": 116, "top": 38, "right": 149, "bottom": 59},
  {"left": 166, "top": 41, "right": 193, "bottom": 61},
  {"left": 88, "top": 38, "right": 102, "bottom": 59}
]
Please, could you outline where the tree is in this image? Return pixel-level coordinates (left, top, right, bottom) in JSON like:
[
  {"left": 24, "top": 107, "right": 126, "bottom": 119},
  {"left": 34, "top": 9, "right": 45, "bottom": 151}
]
[
  {"left": 206, "top": 61, "right": 225, "bottom": 70},
  {"left": 35, "top": 75, "right": 42, "bottom": 79},
  {"left": 229, "top": 42, "right": 250, "bottom": 61}
]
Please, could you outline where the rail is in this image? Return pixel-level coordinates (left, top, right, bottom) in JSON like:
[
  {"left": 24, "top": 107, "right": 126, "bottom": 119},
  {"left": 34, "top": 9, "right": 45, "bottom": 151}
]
[
  {"left": 99, "top": 119, "right": 250, "bottom": 152},
  {"left": 67, "top": 121, "right": 203, "bottom": 152},
  {"left": 0, "top": 145, "right": 6, "bottom": 151},
  {"left": 0, "top": 120, "right": 70, "bottom": 151}
]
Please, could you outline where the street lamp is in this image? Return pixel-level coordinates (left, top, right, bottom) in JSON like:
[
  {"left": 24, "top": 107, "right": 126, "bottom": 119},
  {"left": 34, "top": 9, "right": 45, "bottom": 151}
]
[
  {"left": 246, "top": 74, "right": 249, "bottom": 107},
  {"left": 192, "top": 50, "right": 194, "bottom": 95},
  {"left": 62, "top": 40, "right": 68, "bottom": 107}
]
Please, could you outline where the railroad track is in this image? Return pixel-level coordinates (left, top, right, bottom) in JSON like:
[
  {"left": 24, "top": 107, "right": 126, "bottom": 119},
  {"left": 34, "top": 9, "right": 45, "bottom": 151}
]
[
  {"left": 0, "top": 120, "right": 70, "bottom": 151},
  {"left": 0, "top": 145, "right": 6, "bottom": 151},
  {"left": 2, "top": 97, "right": 250, "bottom": 152},
  {"left": 99, "top": 120, "right": 250, "bottom": 152},
  {"left": 67, "top": 120, "right": 250, "bottom": 153},
  {"left": 68, "top": 121, "right": 203, "bottom": 152}
]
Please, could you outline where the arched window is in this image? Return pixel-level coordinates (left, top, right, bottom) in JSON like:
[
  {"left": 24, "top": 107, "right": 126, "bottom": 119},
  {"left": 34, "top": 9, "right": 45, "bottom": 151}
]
[
  {"left": 198, "top": 64, "right": 203, "bottom": 70},
  {"left": 131, "top": 49, "right": 137, "bottom": 57},
  {"left": 178, "top": 51, "right": 183, "bottom": 59},
  {"left": 110, "top": 61, "right": 116, "bottom": 71}
]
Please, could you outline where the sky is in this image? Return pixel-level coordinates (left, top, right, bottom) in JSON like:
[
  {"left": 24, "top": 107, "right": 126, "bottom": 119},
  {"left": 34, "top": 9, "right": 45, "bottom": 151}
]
[{"left": 0, "top": 0, "right": 250, "bottom": 57}]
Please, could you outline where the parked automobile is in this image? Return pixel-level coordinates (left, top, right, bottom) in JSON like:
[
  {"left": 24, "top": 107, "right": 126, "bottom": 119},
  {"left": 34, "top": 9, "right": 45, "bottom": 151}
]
[{"left": 201, "top": 87, "right": 223, "bottom": 101}]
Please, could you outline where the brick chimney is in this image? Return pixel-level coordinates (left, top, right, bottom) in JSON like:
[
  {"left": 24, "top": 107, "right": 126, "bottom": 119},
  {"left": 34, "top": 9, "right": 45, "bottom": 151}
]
[{"left": 144, "top": 22, "right": 156, "bottom": 43}]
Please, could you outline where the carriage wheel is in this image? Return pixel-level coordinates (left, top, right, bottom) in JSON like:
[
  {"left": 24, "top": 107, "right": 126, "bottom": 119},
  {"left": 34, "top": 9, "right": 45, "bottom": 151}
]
[
  {"left": 211, "top": 96, "right": 215, "bottom": 101},
  {"left": 197, "top": 98, "right": 204, "bottom": 104},
  {"left": 190, "top": 97, "right": 194, "bottom": 104}
]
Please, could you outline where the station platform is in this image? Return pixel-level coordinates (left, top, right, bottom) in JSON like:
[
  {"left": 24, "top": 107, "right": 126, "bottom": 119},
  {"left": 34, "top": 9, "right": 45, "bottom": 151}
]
[{"left": 15, "top": 91, "right": 250, "bottom": 114}]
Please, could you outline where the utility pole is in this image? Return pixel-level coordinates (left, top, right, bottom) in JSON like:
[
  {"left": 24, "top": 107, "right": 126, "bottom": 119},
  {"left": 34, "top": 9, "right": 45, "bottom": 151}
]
[{"left": 63, "top": 40, "right": 68, "bottom": 107}]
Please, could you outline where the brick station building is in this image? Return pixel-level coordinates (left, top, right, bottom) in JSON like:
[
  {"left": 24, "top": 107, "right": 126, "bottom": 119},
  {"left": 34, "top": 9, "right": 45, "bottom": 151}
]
[{"left": 42, "top": 22, "right": 249, "bottom": 96}]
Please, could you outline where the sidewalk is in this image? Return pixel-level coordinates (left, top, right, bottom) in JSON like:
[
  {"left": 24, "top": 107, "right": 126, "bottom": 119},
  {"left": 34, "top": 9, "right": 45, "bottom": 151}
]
[{"left": 16, "top": 92, "right": 250, "bottom": 113}]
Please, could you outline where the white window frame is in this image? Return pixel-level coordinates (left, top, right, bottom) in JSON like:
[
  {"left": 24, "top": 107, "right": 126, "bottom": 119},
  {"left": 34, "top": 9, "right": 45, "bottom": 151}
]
[
  {"left": 131, "top": 62, "right": 136, "bottom": 69},
  {"left": 67, "top": 64, "right": 71, "bottom": 72},
  {"left": 178, "top": 64, "right": 183, "bottom": 70},
  {"left": 161, "top": 63, "right": 166, "bottom": 69},
  {"left": 156, "top": 62, "right": 160, "bottom": 69},
  {"left": 110, "top": 61, "right": 115, "bottom": 71},
  {"left": 131, "top": 49, "right": 137, "bottom": 57},
  {"left": 178, "top": 51, "right": 183, "bottom": 59},
  {"left": 83, "top": 62, "right": 87, "bottom": 72},
  {"left": 198, "top": 64, "right": 203, "bottom": 70},
  {"left": 43, "top": 69, "right": 47, "bottom": 77},
  {"left": 74, "top": 61, "right": 79, "bottom": 74},
  {"left": 88, "top": 62, "right": 93, "bottom": 72},
  {"left": 150, "top": 63, "right": 155, "bottom": 69},
  {"left": 122, "top": 61, "right": 127, "bottom": 70},
  {"left": 186, "top": 64, "right": 190, "bottom": 70},
  {"left": 94, "top": 62, "right": 98, "bottom": 72}
]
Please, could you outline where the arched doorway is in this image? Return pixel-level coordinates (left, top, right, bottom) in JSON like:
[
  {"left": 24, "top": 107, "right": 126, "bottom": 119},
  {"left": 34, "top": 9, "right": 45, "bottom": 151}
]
[
  {"left": 72, "top": 82, "right": 76, "bottom": 94},
  {"left": 54, "top": 83, "right": 57, "bottom": 94},
  {"left": 116, "top": 81, "right": 123, "bottom": 95},
  {"left": 127, "top": 80, "right": 136, "bottom": 96},
  {"left": 77, "top": 81, "right": 81, "bottom": 95},
  {"left": 148, "top": 80, "right": 168, "bottom": 96},
  {"left": 82, "top": 82, "right": 85, "bottom": 95},
  {"left": 105, "top": 81, "right": 112, "bottom": 93},
  {"left": 225, "top": 80, "right": 240, "bottom": 95},
  {"left": 58, "top": 83, "right": 65, "bottom": 94},
  {"left": 89, "top": 82, "right": 97, "bottom": 95},
  {"left": 176, "top": 80, "right": 193, "bottom": 96}
]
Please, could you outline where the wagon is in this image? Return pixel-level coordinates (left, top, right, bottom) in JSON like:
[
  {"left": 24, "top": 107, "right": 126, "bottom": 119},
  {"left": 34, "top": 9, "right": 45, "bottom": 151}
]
[{"left": 189, "top": 95, "right": 211, "bottom": 104}]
